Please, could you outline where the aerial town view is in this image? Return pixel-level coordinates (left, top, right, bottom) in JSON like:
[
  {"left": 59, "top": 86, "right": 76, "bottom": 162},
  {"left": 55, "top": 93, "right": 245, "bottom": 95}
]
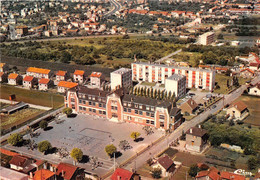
[{"left": 0, "top": 0, "right": 260, "bottom": 179}]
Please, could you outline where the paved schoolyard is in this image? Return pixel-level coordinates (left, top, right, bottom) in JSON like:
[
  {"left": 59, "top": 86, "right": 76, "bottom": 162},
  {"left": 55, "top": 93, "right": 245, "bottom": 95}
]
[{"left": 5, "top": 114, "right": 164, "bottom": 176}]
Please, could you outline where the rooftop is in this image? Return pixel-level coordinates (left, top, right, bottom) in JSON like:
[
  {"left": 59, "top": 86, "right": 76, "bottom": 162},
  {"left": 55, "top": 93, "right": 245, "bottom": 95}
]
[
  {"left": 27, "top": 67, "right": 51, "bottom": 74},
  {"left": 23, "top": 76, "right": 34, "bottom": 82},
  {"left": 58, "top": 81, "right": 78, "bottom": 89},
  {"left": 112, "top": 68, "right": 131, "bottom": 74},
  {"left": 34, "top": 169, "right": 55, "bottom": 180},
  {"left": 39, "top": 78, "right": 50, "bottom": 84},
  {"left": 8, "top": 73, "right": 19, "bottom": 79},
  {"left": 74, "top": 70, "right": 85, "bottom": 76},
  {"left": 56, "top": 70, "right": 67, "bottom": 76},
  {"left": 167, "top": 74, "right": 185, "bottom": 81},
  {"left": 186, "top": 127, "right": 207, "bottom": 137},
  {"left": 0, "top": 166, "right": 29, "bottom": 180},
  {"left": 111, "top": 168, "right": 133, "bottom": 180},
  {"left": 56, "top": 163, "right": 78, "bottom": 180},
  {"left": 90, "top": 72, "right": 102, "bottom": 78}
]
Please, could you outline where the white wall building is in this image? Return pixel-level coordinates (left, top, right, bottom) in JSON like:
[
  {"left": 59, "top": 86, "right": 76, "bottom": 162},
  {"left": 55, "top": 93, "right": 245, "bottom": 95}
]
[
  {"left": 111, "top": 68, "right": 132, "bottom": 90},
  {"left": 165, "top": 74, "right": 186, "bottom": 98},
  {"left": 198, "top": 31, "right": 215, "bottom": 45}
]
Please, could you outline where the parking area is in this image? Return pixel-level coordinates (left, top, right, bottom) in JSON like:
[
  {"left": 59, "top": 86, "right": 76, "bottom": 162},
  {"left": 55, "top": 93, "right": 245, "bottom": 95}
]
[{"left": 5, "top": 114, "right": 164, "bottom": 176}]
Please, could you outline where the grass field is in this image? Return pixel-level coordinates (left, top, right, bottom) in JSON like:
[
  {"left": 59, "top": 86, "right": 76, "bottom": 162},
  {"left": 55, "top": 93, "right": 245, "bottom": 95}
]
[
  {"left": 0, "top": 85, "right": 64, "bottom": 108},
  {"left": 1, "top": 108, "right": 44, "bottom": 130}
]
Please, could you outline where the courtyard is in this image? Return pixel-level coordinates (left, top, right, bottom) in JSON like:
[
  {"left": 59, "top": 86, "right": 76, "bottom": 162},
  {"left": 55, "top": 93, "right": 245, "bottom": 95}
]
[{"left": 4, "top": 113, "right": 164, "bottom": 176}]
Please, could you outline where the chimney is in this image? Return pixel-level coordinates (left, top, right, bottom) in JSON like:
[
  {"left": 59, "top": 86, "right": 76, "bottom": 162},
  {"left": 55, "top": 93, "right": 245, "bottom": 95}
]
[
  {"left": 29, "top": 172, "right": 33, "bottom": 179},
  {"left": 190, "top": 128, "right": 192, "bottom": 134}
]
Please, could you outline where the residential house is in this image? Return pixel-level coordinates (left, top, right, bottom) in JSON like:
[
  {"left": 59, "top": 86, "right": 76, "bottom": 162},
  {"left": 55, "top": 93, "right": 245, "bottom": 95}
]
[
  {"left": 249, "top": 63, "right": 260, "bottom": 71},
  {"left": 0, "top": 72, "right": 8, "bottom": 83},
  {"left": 0, "top": 63, "right": 9, "bottom": 72},
  {"left": 23, "top": 76, "right": 38, "bottom": 89},
  {"left": 248, "top": 83, "right": 260, "bottom": 96},
  {"left": 179, "top": 98, "right": 199, "bottom": 115},
  {"left": 240, "top": 68, "right": 255, "bottom": 78},
  {"left": 16, "top": 25, "right": 28, "bottom": 36},
  {"left": 226, "top": 101, "right": 249, "bottom": 120},
  {"left": 33, "top": 169, "right": 55, "bottom": 180},
  {"left": 152, "top": 155, "right": 176, "bottom": 177},
  {"left": 90, "top": 72, "right": 104, "bottom": 88},
  {"left": 9, "top": 155, "right": 34, "bottom": 171},
  {"left": 55, "top": 70, "right": 69, "bottom": 85},
  {"left": 73, "top": 70, "right": 85, "bottom": 84},
  {"left": 8, "top": 73, "right": 22, "bottom": 85},
  {"left": 111, "top": 168, "right": 139, "bottom": 180},
  {"left": 26, "top": 67, "right": 52, "bottom": 79},
  {"left": 0, "top": 166, "right": 29, "bottom": 180},
  {"left": 196, "top": 167, "right": 220, "bottom": 180},
  {"left": 220, "top": 171, "right": 245, "bottom": 180},
  {"left": 185, "top": 127, "right": 208, "bottom": 152},
  {"left": 57, "top": 81, "right": 78, "bottom": 93},
  {"left": 56, "top": 163, "right": 83, "bottom": 180},
  {"left": 39, "top": 78, "right": 52, "bottom": 91}
]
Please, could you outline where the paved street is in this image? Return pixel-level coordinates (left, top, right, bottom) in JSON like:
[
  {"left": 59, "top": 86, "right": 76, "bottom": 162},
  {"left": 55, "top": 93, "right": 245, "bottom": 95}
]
[
  {"left": 155, "top": 49, "right": 182, "bottom": 63},
  {"left": 104, "top": 0, "right": 122, "bottom": 16}
]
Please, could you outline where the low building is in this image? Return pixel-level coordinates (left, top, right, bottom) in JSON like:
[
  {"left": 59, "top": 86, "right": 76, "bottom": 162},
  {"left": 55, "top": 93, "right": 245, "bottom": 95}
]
[
  {"left": 39, "top": 78, "right": 52, "bottom": 91},
  {"left": 110, "top": 68, "right": 132, "bottom": 90},
  {"left": 196, "top": 167, "right": 220, "bottom": 180},
  {"left": 55, "top": 70, "right": 69, "bottom": 83},
  {"left": 16, "top": 25, "right": 28, "bottom": 36},
  {"left": 248, "top": 83, "right": 260, "bottom": 96},
  {"left": 33, "top": 169, "right": 55, "bottom": 180},
  {"left": 152, "top": 155, "right": 176, "bottom": 177},
  {"left": 8, "top": 73, "right": 22, "bottom": 85},
  {"left": 26, "top": 67, "right": 52, "bottom": 79},
  {"left": 9, "top": 155, "right": 33, "bottom": 171},
  {"left": 240, "top": 68, "right": 255, "bottom": 78},
  {"left": 185, "top": 127, "right": 208, "bottom": 152},
  {"left": 56, "top": 163, "right": 83, "bottom": 180},
  {"left": 90, "top": 72, "right": 104, "bottom": 89},
  {"left": 23, "top": 76, "right": 38, "bottom": 89},
  {"left": 1, "top": 102, "right": 29, "bottom": 115},
  {"left": 111, "top": 168, "right": 136, "bottom": 180},
  {"left": 226, "top": 101, "right": 249, "bottom": 120},
  {"left": 57, "top": 81, "right": 78, "bottom": 93},
  {"left": 165, "top": 74, "right": 186, "bottom": 98},
  {"left": 73, "top": 70, "right": 85, "bottom": 84},
  {"left": 249, "top": 63, "right": 260, "bottom": 71},
  {"left": 198, "top": 32, "right": 215, "bottom": 45},
  {"left": 179, "top": 98, "right": 199, "bottom": 115},
  {"left": 0, "top": 72, "right": 8, "bottom": 83},
  {"left": 0, "top": 63, "right": 9, "bottom": 72},
  {"left": 0, "top": 166, "right": 29, "bottom": 180}
]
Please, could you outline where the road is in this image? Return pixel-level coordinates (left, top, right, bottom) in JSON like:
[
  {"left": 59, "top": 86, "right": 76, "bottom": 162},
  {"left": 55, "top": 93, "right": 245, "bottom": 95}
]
[
  {"left": 122, "top": 75, "right": 260, "bottom": 172},
  {"left": 155, "top": 49, "right": 182, "bottom": 63},
  {"left": 104, "top": 0, "right": 122, "bottom": 17}
]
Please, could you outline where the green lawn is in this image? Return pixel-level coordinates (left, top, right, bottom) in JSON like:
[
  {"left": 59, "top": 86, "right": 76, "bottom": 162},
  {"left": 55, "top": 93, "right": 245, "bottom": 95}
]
[
  {"left": 0, "top": 85, "right": 64, "bottom": 108},
  {"left": 140, "top": 82, "right": 157, "bottom": 86}
]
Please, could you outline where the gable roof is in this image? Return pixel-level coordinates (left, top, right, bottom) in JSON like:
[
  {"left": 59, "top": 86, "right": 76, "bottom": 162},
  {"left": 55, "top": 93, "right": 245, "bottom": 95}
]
[
  {"left": 56, "top": 163, "right": 78, "bottom": 180},
  {"left": 180, "top": 98, "right": 198, "bottom": 111},
  {"left": 58, "top": 81, "right": 78, "bottom": 89},
  {"left": 23, "top": 76, "right": 34, "bottom": 82},
  {"left": 0, "top": 148, "right": 19, "bottom": 156},
  {"left": 39, "top": 78, "right": 50, "bottom": 84},
  {"left": 220, "top": 171, "right": 245, "bottom": 180},
  {"left": 196, "top": 167, "right": 220, "bottom": 180},
  {"left": 9, "top": 155, "right": 29, "bottom": 167},
  {"left": 27, "top": 67, "right": 51, "bottom": 74},
  {"left": 74, "top": 70, "right": 85, "bottom": 76},
  {"left": 8, "top": 73, "right": 19, "bottom": 79},
  {"left": 157, "top": 155, "right": 175, "bottom": 172},
  {"left": 56, "top": 70, "right": 67, "bottom": 76},
  {"left": 111, "top": 168, "right": 133, "bottom": 180},
  {"left": 230, "top": 101, "right": 248, "bottom": 112},
  {"left": 34, "top": 169, "right": 55, "bottom": 180},
  {"left": 186, "top": 127, "right": 207, "bottom": 137}
]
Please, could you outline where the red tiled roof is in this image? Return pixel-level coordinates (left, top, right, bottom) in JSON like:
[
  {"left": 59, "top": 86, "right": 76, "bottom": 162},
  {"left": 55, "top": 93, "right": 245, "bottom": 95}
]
[
  {"left": 27, "top": 67, "right": 51, "bottom": 74},
  {"left": 241, "top": 68, "right": 255, "bottom": 74},
  {"left": 8, "top": 73, "right": 19, "bottom": 79},
  {"left": 157, "top": 155, "right": 175, "bottom": 172},
  {"left": 23, "top": 76, "right": 34, "bottom": 82},
  {"left": 196, "top": 167, "right": 220, "bottom": 180},
  {"left": 0, "top": 72, "right": 5, "bottom": 77},
  {"left": 39, "top": 78, "right": 50, "bottom": 84},
  {"left": 231, "top": 101, "right": 248, "bottom": 112},
  {"left": 56, "top": 70, "right": 67, "bottom": 76},
  {"left": 249, "top": 63, "right": 260, "bottom": 67},
  {"left": 90, "top": 72, "right": 102, "bottom": 78},
  {"left": 0, "top": 148, "right": 19, "bottom": 156},
  {"left": 56, "top": 163, "right": 78, "bottom": 180},
  {"left": 34, "top": 169, "right": 55, "bottom": 180},
  {"left": 0, "top": 63, "right": 6, "bottom": 68},
  {"left": 74, "top": 70, "right": 85, "bottom": 76},
  {"left": 220, "top": 171, "right": 245, "bottom": 180},
  {"left": 58, "top": 81, "right": 78, "bottom": 88},
  {"left": 111, "top": 168, "right": 133, "bottom": 180},
  {"left": 9, "top": 155, "right": 28, "bottom": 167}
]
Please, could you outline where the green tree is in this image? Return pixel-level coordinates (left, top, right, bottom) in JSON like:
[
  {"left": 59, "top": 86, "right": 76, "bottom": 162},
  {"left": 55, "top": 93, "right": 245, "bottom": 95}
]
[
  {"left": 105, "top": 144, "right": 117, "bottom": 157},
  {"left": 38, "top": 140, "right": 52, "bottom": 154},
  {"left": 189, "top": 164, "right": 199, "bottom": 177},
  {"left": 130, "top": 132, "right": 141, "bottom": 141},
  {"left": 39, "top": 120, "right": 48, "bottom": 130},
  {"left": 70, "top": 148, "right": 83, "bottom": 162},
  {"left": 7, "top": 133, "right": 23, "bottom": 146},
  {"left": 62, "top": 107, "right": 72, "bottom": 117},
  {"left": 151, "top": 168, "right": 162, "bottom": 179},
  {"left": 247, "top": 156, "right": 258, "bottom": 170}
]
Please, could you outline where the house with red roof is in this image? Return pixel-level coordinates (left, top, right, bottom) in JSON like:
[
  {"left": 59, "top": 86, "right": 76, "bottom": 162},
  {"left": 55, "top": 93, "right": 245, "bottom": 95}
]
[
  {"left": 152, "top": 155, "right": 176, "bottom": 177},
  {"left": 0, "top": 72, "right": 8, "bottom": 83},
  {"left": 33, "top": 169, "right": 55, "bottom": 180},
  {"left": 227, "top": 101, "right": 249, "bottom": 120},
  {"left": 220, "top": 171, "right": 245, "bottom": 180},
  {"left": 90, "top": 72, "right": 104, "bottom": 88},
  {"left": 111, "top": 168, "right": 136, "bottom": 180},
  {"left": 9, "top": 155, "right": 34, "bottom": 171},
  {"left": 56, "top": 163, "right": 83, "bottom": 180},
  {"left": 39, "top": 78, "right": 53, "bottom": 91},
  {"left": 240, "top": 68, "right": 255, "bottom": 78},
  {"left": 249, "top": 62, "right": 260, "bottom": 71},
  {"left": 0, "top": 63, "right": 9, "bottom": 72},
  {"left": 8, "top": 73, "right": 22, "bottom": 85},
  {"left": 73, "top": 70, "right": 85, "bottom": 84},
  {"left": 26, "top": 67, "right": 53, "bottom": 79},
  {"left": 23, "top": 76, "right": 38, "bottom": 89},
  {"left": 55, "top": 71, "right": 69, "bottom": 85},
  {"left": 57, "top": 81, "right": 78, "bottom": 93}
]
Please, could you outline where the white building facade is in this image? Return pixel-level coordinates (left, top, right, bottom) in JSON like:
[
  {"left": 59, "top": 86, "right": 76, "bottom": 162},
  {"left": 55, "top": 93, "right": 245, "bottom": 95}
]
[
  {"left": 111, "top": 68, "right": 132, "bottom": 90},
  {"left": 165, "top": 74, "right": 186, "bottom": 98}
]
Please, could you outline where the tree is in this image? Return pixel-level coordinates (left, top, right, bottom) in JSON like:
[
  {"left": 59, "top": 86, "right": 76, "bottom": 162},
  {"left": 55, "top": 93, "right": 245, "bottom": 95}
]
[
  {"left": 119, "top": 140, "right": 131, "bottom": 151},
  {"left": 8, "top": 133, "right": 23, "bottom": 146},
  {"left": 105, "top": 144, "right": 117, "bottom": 157},
  {"left": 70, "top": 148, "right": 83, "bottom": 162},
  {"left": 62, "top": 107, "right": 72, "bottom": 117},
  {"left": 130, "top": 132, "right": 141, "bottom": 141},
  {"left": 247, "top": 156, "right": 257, "bottom": 170},
  {"left": 189, "top": 164, "right": 199, "bottom": 177},
  {"left": 38, "top": 140, "right": 52, "bottom": 154},
  {"left": 151, "top": 168, "right": 162, "bottom": 179},
  {"left": 39, "top": 120, "right": 48, "bottom": 130},
  {"left": 143, "top": 126, "right": 154, "bottom": 135}
]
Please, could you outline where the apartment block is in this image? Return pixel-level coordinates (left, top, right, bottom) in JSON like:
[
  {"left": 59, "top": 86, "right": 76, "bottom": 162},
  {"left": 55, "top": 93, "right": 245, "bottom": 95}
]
[
  {"left": 132, "top": 62, "right": 215, "bottom": 91},
  {"left": 165, "top": 74, "right": 186, "bottom": 98},
  {"left": 110, "top": 68, "right": 132, "bottom": 90},
  {"left": 198, "top": 32, "right": 215, "bottom": 45}
]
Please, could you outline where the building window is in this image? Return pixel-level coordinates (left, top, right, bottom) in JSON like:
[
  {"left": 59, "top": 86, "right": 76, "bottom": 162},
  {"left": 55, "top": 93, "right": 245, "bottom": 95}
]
[
  {"left": 139, "top": 105, "right": 142, "bottom": 109},
  {"left": 128, "top": 108, "right": 131, "bottom": 113},
  {"left": 79, "top": 106, "right": 82, "bottom": 110},
  {"left": 151, "top": 121, "right": 155, "bottom": 125},
  {"left": 89, "top": 108, "right": 92, "bottom": 112},
  {"left": 112, "top": 113, "right": 118, "bottom": 118},
  {"left": 72, "top": 104, "right": 75, "bottom": 109},
  {"left": 79, "top": 99, "right": 82, "bottom": 104},
  {"left": 146, "top": 112, "right": 150, "bottom": 116},
  {"left": 71, "top": 98, "right": 75, "bottom": 102},
  {"left": 123, "top": 102, "right": 127, "bottom": 106},
  {"left": 146, "top": 120, "right": 150, "bottom": 124},
  {"left": 135, "top": 104, "right": 138, "bottom": 108},
  {"left": 159, "top": 115, "right": 165, "bottom": 120},
  {"left": 160, "top": 122, "right": 164, "bottom": 127},
  {"left": 135, "top": 110, "right": 138, "bottom": 114},
  {"left": 112, "top": 106, "right": 117, "bottom": 110},
  {"left": 128, "top": 103, "right": 131, "bottom": 107},
  {"left": 146, "top": 106, "right": 150, "bottom": 111},
  {"left": 99, "top": 103, "right": 102, "bottom": 107},
  {"left": 139, "top": 111, "right": 143, "bottom": 115},
  {"left": 88, "top": 96, "right": 91, "bottom": 100},
  {"left": 151, "top": 113, "right": 154, "bottom": 117},
  {"left": 83, "top": 100, "right": 86, "bottom": 104},
  {"left": 89, "top": 101, "right": 92, "bottom": 105},
  {"left": 93, "top": 102, "right": 96, "bottom": 106},
  {"left": 151, "top": 107, "right": 155, "bottom": 111},
  {"left": 99, "top": 110, "right": 102, "bottom": 114},
  {"left": 124, "top": 108, "right": 127, "bottom": 112},
  {"left": 103, "top": 111, "right": 106, "bottom": 115},
  {"left": 83, "top": 107, "right": 86, "bottom": 111},
  {"left": 93, "top": 109, "right": 96, "bottom": 113}
]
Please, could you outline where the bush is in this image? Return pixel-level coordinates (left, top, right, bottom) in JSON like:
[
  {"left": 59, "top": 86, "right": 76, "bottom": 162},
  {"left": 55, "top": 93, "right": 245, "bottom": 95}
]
[
  {"left": 105, "top": 144, "right": 117, "bottom": 157},
  {"left": 62, "top": 107, "right": 72, "bottom": 117},
  {"left": 39, "top": 120, "right": 48, "bottom": 129},
  {"left": 189, "top": 164, "right": 199, "bottom": 177},
  {"left": 70, "top": 148, "right": 83, "bottom": 162},
  {"left": 7, "top": 133, "right": 23, "bottom": 146},
  {"left": 151, "top": 168, "right": 162, "bottom": 179},
  {"left": 38, "top": 140, "right": 52, "bottom": 154}
]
